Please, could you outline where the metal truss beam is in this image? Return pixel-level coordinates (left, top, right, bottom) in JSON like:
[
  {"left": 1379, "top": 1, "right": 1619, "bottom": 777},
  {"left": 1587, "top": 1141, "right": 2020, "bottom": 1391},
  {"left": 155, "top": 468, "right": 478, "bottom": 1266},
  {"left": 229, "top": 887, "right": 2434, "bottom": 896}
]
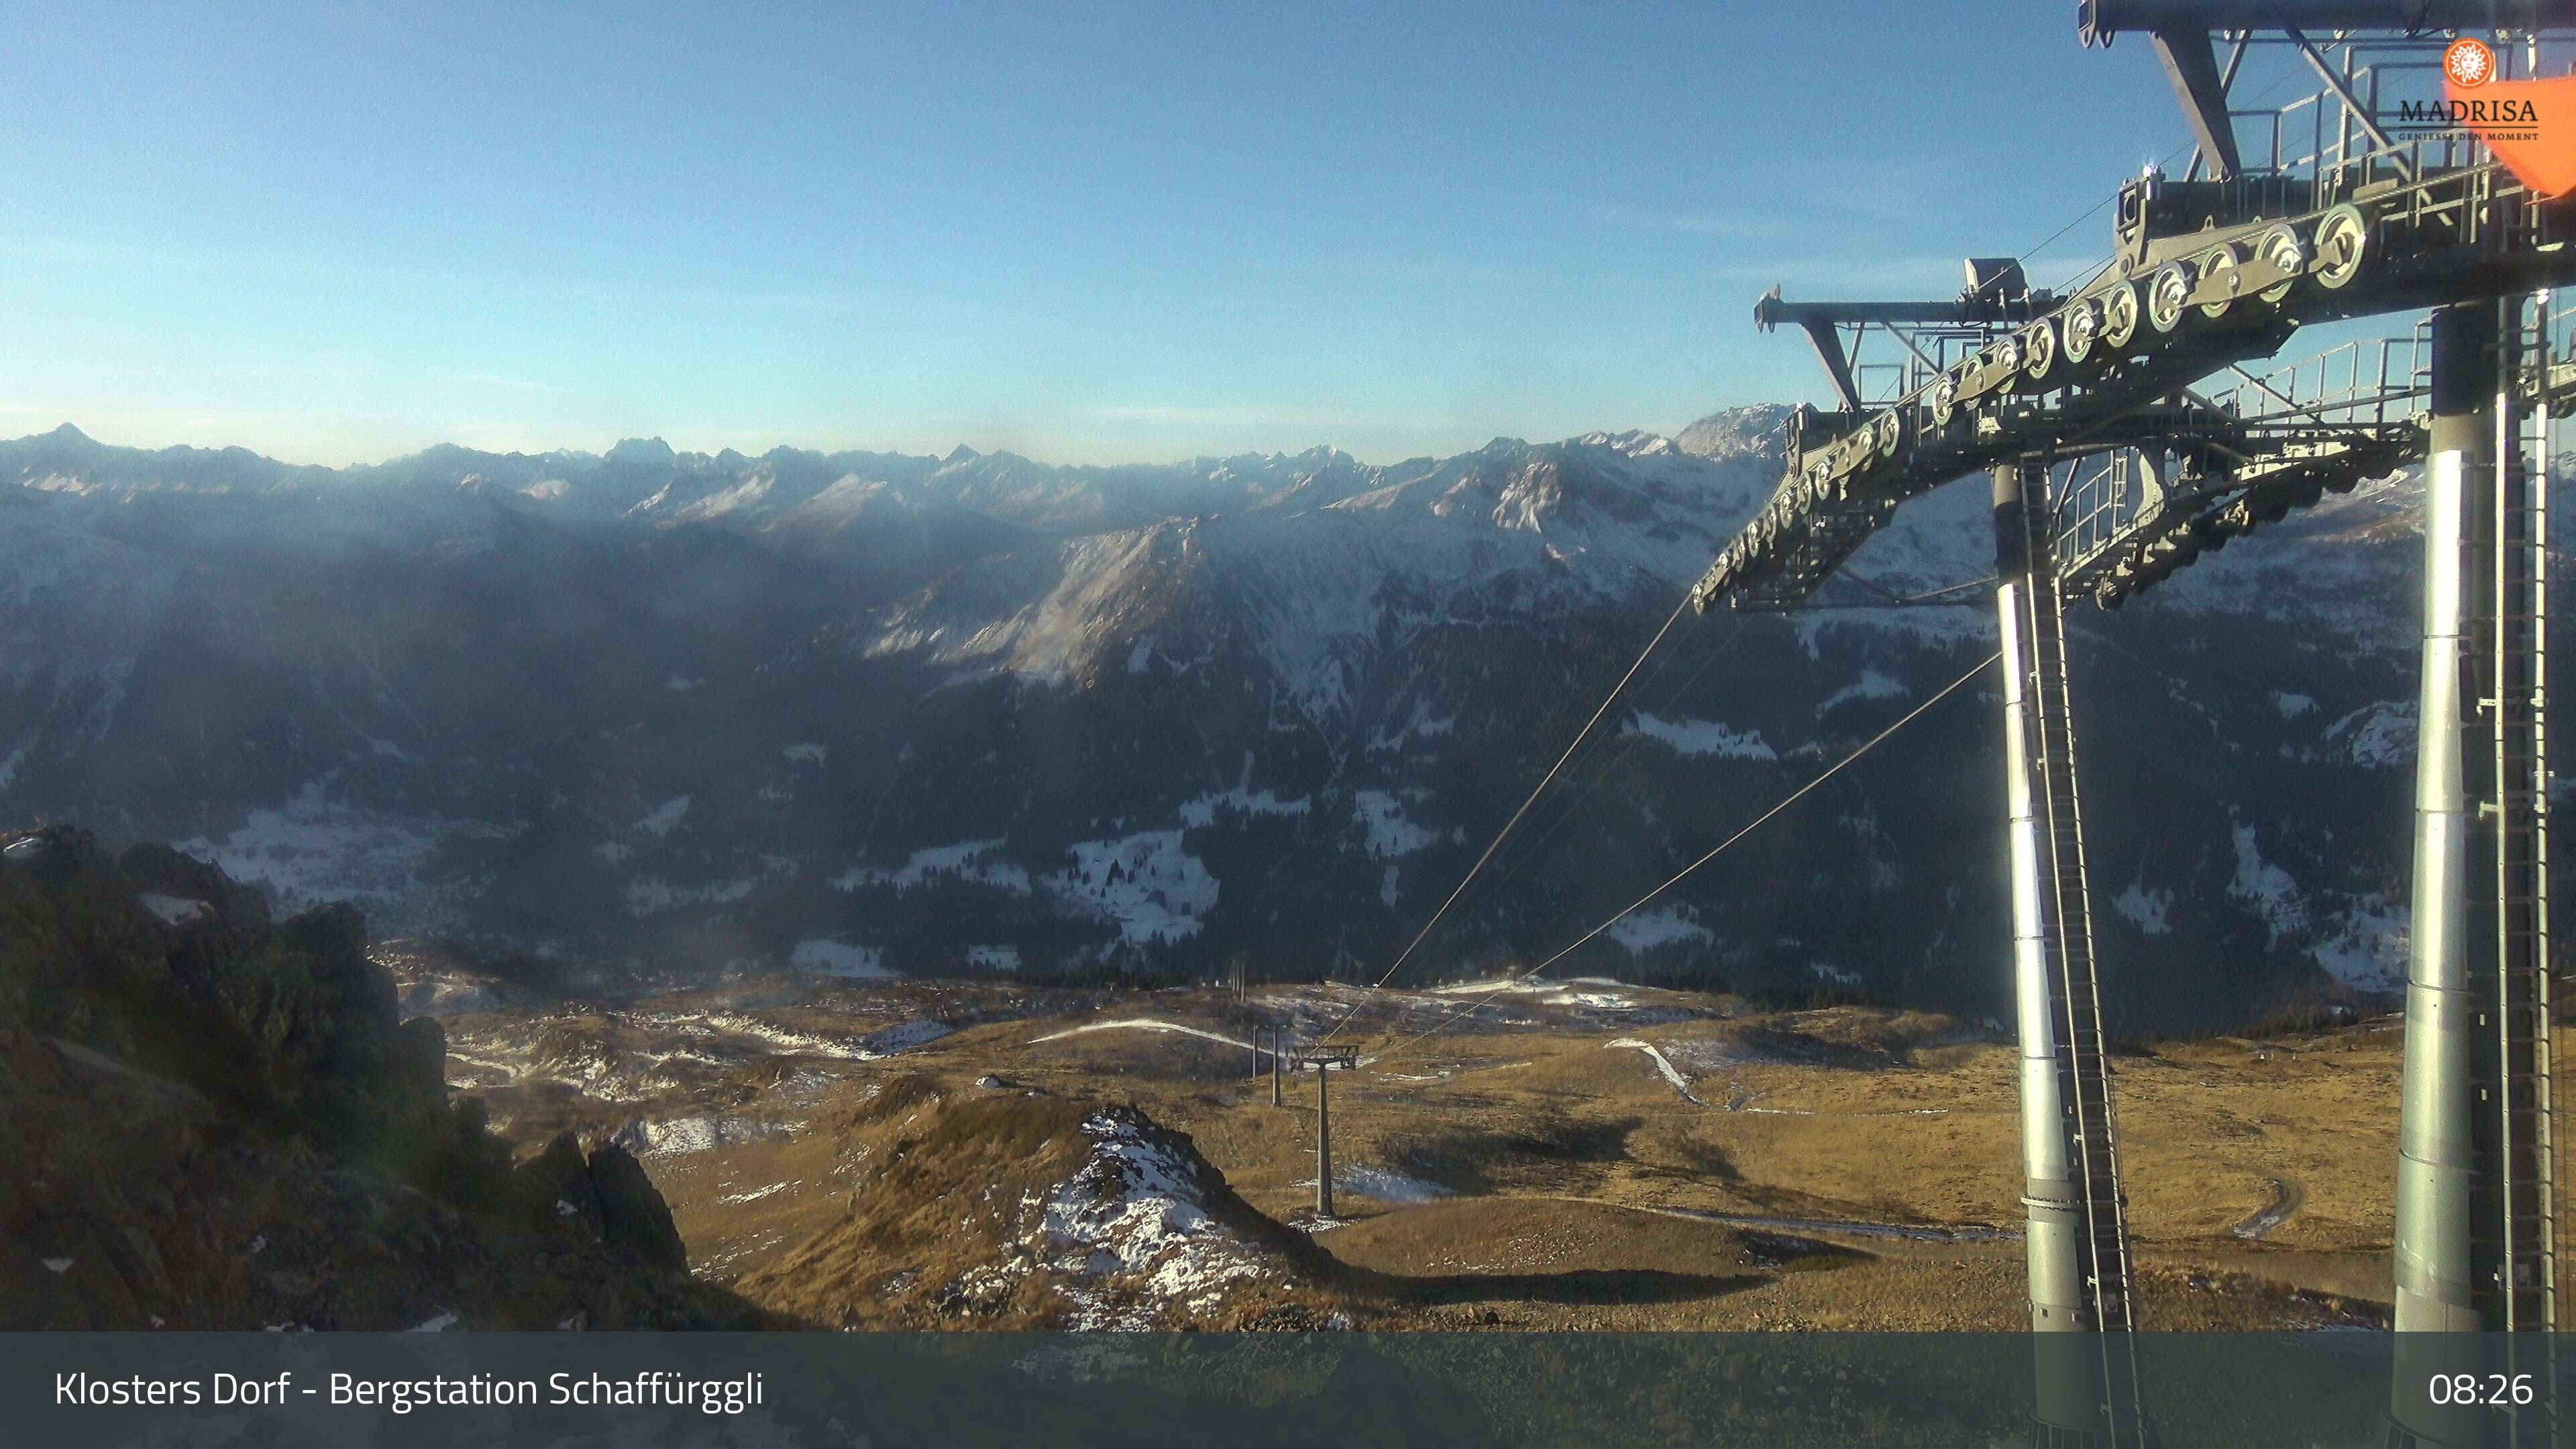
[
  {"left": 2151, "top": 28, "right": 2241, "bottom": 180},
  {"left": 2057, "top": 320, "right": 2576, "bottom": 607},
  {"left": 1754, "top": 294, "right": 2056, "bottom": 330},
  {"left": 1695, "top": 152, "right": 2576, "bottom": 615},
  {"left": 2080, "top": 0, "right": 2576, "bottom": 43},
  {"left": 1755, "top": 286, "right": 2064, "bottom": 413},
  {"left": 1795, "top": 318, "right": 1863, "bottom": 412}
]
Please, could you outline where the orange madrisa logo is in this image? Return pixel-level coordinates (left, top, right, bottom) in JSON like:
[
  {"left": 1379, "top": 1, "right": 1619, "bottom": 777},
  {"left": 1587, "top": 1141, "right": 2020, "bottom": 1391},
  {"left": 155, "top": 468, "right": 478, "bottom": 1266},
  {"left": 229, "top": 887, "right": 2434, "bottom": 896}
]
[
  {"left": 2436, "top": 38, "right": 2576, "bottom": 198},
  {"left": 2445, "top": 38, "right": 2496, "bottom": 89}
]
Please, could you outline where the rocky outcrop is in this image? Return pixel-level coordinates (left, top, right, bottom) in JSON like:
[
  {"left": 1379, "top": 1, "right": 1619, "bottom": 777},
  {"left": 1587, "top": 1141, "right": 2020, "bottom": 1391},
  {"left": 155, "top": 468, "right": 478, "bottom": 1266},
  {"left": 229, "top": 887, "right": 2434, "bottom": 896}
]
[
  {"left": 0, "top": 825, "right": 783, "bottom": 1330},
  {"left": 736, "top": 1075, "right": 1336, "bottom": 1330},
  {"left": 587, "top": 1143, "right": 687, "bottom": 1272}
]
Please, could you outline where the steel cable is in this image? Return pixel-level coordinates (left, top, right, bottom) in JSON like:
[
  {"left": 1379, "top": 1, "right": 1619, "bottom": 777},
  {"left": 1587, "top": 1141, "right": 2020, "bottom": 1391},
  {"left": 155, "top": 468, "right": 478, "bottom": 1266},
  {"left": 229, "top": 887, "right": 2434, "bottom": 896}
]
[
  {"left": 1313, "top": 591, "right": 1700, "bottom": 1046},
  {"left": 1360, "top": 647, "right": 2000, "bottom": 1074}
]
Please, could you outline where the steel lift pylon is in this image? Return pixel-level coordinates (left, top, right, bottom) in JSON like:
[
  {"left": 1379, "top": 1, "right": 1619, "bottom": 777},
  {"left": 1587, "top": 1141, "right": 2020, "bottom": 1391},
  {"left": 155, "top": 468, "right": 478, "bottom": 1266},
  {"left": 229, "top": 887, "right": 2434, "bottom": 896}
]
[
  {"left": 1995, "top": 459, "right": 2147, "bottom": 1448},
  {"left": 2387, "top": 296, "right": 2559, "bottom": 1449},
  {"left": 1678, "top": 7, "right": 2576, "bottom": 1443}
]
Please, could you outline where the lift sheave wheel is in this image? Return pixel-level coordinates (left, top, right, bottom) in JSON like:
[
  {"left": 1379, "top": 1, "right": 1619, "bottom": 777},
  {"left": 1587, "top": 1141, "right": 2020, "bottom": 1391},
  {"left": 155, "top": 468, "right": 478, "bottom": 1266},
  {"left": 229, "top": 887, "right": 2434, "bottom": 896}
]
[
  {"left": 2255, "top": 223, "right": 2306, "bottom": 305},
  {"left": 2061, "top": 295, "right": 2102, "bottom": 364},
  {"left": 2195, "top": 244, "right": 2241, "bottom": 322},
  {"left": 2099, "top": 279, "right": 2141, "bottom": 350},
  {"left": 2146, "top": 262, "right": 2192, "bottom": 333},
  {"left": 2313, "top": 205, "right": 2371, "bottom": 290},
  {"left": 2021, "top": 316, "right": 2059, "bottom": 384}
]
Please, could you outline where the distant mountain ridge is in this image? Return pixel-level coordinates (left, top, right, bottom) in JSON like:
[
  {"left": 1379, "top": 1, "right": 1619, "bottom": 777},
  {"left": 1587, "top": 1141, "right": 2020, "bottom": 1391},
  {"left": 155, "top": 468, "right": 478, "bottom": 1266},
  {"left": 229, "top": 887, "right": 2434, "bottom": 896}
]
[
  {"left": 0, "top": 411, "right": 2475, "bottom": 1032},
  {"left": 9, "top": 421, "right": 1385, "bottom": 533}
]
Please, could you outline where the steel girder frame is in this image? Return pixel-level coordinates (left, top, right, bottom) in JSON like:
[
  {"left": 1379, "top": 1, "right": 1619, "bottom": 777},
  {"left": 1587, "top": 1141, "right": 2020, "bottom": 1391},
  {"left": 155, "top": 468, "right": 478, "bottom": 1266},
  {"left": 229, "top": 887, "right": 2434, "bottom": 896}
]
[{"left": 1694, "top": 160, "right": 2576, "bottom": 616}]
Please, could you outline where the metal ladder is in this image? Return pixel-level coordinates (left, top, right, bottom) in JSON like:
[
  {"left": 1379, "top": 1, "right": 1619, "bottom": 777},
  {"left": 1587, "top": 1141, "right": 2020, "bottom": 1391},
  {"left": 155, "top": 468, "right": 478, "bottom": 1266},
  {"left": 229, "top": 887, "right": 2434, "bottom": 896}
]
[
  {"left": 2483, "top": 294, "right": 2557, "bottom": 1341},
  {"left": 2434, "top": 292, "right": 2559, "bottom": 1449},
  {"left": 2021, "top": 483, "right": 2148, "bottom": 1446}
]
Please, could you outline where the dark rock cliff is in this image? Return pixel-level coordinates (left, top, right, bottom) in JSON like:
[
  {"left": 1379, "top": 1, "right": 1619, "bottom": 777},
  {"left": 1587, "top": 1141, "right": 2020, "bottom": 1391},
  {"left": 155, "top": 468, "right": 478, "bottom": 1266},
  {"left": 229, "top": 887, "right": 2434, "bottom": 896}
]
[{"left": 0, "top": 824, "right": 784, "bottom": 1329}]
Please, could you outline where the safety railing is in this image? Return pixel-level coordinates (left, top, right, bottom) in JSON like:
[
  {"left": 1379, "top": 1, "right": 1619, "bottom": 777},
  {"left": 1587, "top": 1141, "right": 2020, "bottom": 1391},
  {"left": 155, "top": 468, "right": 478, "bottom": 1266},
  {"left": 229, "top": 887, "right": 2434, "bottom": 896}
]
[{"left": 2201, "top": 325, "right": 2432, "bottom": 431}]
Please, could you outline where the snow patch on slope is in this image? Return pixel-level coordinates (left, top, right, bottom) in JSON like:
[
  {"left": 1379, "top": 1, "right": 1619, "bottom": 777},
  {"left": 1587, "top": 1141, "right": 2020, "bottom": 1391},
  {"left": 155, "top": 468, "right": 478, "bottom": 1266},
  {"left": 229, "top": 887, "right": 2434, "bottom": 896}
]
[
  {"left": 173, "top": 779, "right": 515, "bottom": 930},
  {"left": 1042, "top": 1108, "right": 1269, "bottom": 1328},
  {"left": 2328, "top": 701, "right": 2417, "bottom": 769},
  {"left": 2112, "top": 879, "right": 2174, "bottom": 936},
  {"left": 1051, "top": 831, "right": 1218, "bottom": 944},
  {"left": 790, "top": 938, "right": 896, "bottom": 978},
  {"left": 2228, "top": 821, "right": 2310, "bottom": 948},
  {"left": 1608, "top": 905, "right": 1713, "bottom": 955},
  {"left": 625, "top": 874, "right": 758, "bottom": 916},
  {"left": 1625, "top": 712, "right": 1776, "bottom": 760},
  {"left": 833, "top": 840, "right": 1032, "bottom": 894},
  {"left": 2312, "top": 894, "right": 2410, "bottom": 992},
  {"left": 137, "top": 894, "right": 209, "bottom": 926},
  {"left": 1179, "top": 787, "right": 1309, "bottom": 828},
  {"left": 1817, "top": 670, "right": 1907, "bottom": 716},
  {"left": 616, "top": 1115, "right": 794, "bottom": 1157},
  {"left": 1352, "top": 790, "right": 1438, "bottom": 857},
  {"left": 634, "top": 795, "right": 690, "bottom": 837}
]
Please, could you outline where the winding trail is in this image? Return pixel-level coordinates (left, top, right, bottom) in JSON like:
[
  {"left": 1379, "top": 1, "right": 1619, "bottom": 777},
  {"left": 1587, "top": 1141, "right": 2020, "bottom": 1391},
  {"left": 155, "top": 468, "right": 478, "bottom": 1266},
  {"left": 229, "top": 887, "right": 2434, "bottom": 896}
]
[
  {"left": 2230, "top": 1174, "right": 2306, "bottom": 1240},
  {"left": 2115, "top": 1122, "right": 2309, "bottom": 1242},
  {"left": 1028, "top": 1018, "right": 1252, "bottom": 1049},
  {"left": 1026, "top": 1017, "right": 1383, "bottom": 1068},
  {"left": 1605, "top": 1038, "right": 1707, "bottom": 1106},
  {"left": 1601, "top": 1039, "right": 1948, "bottom": 1118},
  {"left": 1536, "top": 1194, "right": 2021, "bottom": 1244}
]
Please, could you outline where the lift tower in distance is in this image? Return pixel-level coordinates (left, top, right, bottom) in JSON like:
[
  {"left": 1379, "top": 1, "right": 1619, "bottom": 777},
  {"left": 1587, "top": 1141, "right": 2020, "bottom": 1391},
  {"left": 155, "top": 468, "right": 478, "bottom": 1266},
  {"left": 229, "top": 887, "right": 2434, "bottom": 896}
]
[{"left": 1297, "top": 1053, "right": 1358, "bottom": 1220}]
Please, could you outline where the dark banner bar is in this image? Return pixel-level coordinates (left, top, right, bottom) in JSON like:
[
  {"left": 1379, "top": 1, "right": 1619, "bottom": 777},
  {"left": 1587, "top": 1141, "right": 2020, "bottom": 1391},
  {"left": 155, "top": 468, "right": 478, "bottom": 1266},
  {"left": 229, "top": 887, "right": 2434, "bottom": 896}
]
[{"left": 4, "top": 1332, "right": 2569, "bottom": 1448}]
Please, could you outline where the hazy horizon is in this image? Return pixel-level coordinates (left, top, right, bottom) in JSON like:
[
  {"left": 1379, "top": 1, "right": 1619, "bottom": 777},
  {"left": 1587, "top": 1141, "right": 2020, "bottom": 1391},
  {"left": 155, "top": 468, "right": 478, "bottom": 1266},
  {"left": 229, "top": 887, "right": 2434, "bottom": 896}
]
[{"left": 9, "top": 404, "right": 1781, "bottom": 474}]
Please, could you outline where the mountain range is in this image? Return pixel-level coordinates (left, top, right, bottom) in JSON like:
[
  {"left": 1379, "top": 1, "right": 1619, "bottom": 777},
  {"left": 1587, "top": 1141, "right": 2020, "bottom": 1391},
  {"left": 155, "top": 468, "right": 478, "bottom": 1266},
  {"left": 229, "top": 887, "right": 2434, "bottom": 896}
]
[{"left": 0, "top": 412, "right": 2485, "bottom": 1032}]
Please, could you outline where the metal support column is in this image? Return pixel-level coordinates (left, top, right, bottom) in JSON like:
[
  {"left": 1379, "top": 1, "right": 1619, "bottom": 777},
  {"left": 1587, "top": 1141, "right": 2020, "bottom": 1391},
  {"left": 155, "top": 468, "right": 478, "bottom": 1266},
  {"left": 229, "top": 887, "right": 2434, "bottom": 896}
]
[
  {"left": 1301, "top": 1053, "right": 1355, "bottom": 1220},
  {"left": 1994, "top": 460, "right": 2147, "bottom": 1448},
  {"left": 2398, "top": 301, "right": 2496, "bottom": 1340},
  {"left": 1315, "top": 1059, "right": 1334, "bottom": 1219},
  {"left": 2390, "top": 297, "right": 2559, "bottom": 1449}
]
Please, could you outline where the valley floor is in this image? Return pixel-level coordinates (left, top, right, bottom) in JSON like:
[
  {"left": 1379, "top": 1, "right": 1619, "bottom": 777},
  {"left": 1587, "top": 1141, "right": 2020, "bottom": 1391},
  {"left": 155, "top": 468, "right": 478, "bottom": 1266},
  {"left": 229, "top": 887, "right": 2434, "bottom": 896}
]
[{"left": 387, "top": 942, "right": 2524, "bottom": 1332}]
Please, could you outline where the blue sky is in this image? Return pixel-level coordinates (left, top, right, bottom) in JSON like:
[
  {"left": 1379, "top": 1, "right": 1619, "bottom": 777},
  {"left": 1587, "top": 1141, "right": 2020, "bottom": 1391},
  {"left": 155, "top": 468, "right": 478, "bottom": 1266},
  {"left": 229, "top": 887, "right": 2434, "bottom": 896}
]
[{"left": 3, "top": 1, "right": 2199, "bottom": 465}]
